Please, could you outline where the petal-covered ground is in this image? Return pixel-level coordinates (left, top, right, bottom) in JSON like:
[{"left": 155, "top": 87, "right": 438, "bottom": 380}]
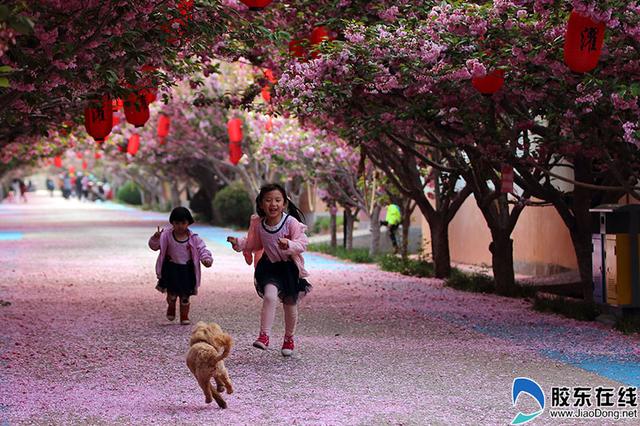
[{"left": 1, "top": 193, "right": 639, "bottom": 425}]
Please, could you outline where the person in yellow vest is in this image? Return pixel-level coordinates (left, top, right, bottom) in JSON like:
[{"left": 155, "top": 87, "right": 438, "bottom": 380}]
[{"left": 380, "top": 203, "right": 401, "bottom": 254}]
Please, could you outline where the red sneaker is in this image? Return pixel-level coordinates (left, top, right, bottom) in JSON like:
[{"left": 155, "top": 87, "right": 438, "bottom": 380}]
[
  {"left": 281, "top": 335, "right": 294, "bottom": 357},
  {"left": 253, "top": 332, "right": 269, "bottom": 350}
]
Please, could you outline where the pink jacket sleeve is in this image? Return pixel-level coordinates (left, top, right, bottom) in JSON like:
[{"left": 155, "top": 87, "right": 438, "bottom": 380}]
[
  {"left": 283, "top": 219, "right": 308, "bottom": 256},
  {"left": 193, "top": 235, "right": 213, "bottom": 264},
  {"left": 235, "top": 215, "right": 263, "bottom": 266}
]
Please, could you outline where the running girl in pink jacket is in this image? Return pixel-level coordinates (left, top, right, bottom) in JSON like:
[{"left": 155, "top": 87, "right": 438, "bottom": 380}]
[
  {"left": 149, "top": 207, "right": 212, "bottom": 325},
  {"left": 227, "top": 183, "right": 311, "bottom": 357}
]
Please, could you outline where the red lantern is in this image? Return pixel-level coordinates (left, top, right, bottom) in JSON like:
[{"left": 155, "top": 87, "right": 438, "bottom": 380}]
[
  {"left": 229, "top": 141, "right": 242, "bottom": 165},
  {"left": 261, "top": 85, "right": 271, "bottom": 103},
  {"left": 68, "top": 165, "right": 75, "bottom": 175},
  {"left": 227, "top": 118, "right": 243, "bottom": 143},
  {"left": 54, "top": 156, "right": 62, "bottom": 168},
  {"left": 472, "top": 70, "right": 505, "bottom": 95},
  {"left": 239, "top": 0, "right": 273, "bottom": 10},
  {"left": 113, "top": 113, "right": 121, "bottom": 126},
  {"left": 76, "top": 151, "right": 83, "bottom": 159},
  {"left": 82, "top": 160, "right": 88, "bottom": 171},
  {"left": 127, "top": 133, "right": 141, "bottom": 156},
  {"left": 289, "top": 39, "right": 306, "bottom": 58},
  {"left": 124, "top": 92, "right": 150, "bottom": 128},
  {"left": 563, "top": 11, "right": 605, "bottom": 73},
  {"left": 95, "top": 152, "right": 102, "bottom": 160},
  {"left": 157, "top": 114, "right": 171, "bottom": 138},
  {"left": 310, "top": 26, "right": 332, "bottom": 58},
  {"left": 84, "top": 97, "right": 113, "bottom": 143}
]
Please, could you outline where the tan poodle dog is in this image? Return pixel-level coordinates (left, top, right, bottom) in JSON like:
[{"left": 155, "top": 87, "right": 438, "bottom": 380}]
[{"left": 186, "top": 321, "right": 234, "bottom": 408}]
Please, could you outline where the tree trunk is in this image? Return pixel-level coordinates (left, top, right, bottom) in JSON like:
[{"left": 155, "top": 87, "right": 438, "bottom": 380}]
[
  {"left": 330, "top": 210, "right": 337, "bottom": 249},
  {"left": 344, "top": 208, "right": 356, "bottom": 250},
  {"left": 369, "top": 204, "right": 382, "bottom": 256},
  {"left": 573, "top": 155, "right": 595, "bottom": 302},
  {"left": 489, "top": 231, "right": 516, "bottom": 294},
  {"left": 429, "top": 216, "right": 451, "bottom": 278},
  {"left": 171, "top": 181, "right": 181, "bottom": 207},
  {"left": 401, "top": 200, "right": 412, "bottom": 259}
]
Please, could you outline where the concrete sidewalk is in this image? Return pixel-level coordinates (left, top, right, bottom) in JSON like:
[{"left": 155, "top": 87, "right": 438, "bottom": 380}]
[{"left": 1, "top": 193, "right": 639, "bottom": 425}]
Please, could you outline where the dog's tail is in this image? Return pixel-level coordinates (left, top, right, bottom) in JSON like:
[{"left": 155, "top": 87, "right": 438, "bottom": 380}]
[{"left": 213, "top": 334, "right": 233, "bottom": 363}]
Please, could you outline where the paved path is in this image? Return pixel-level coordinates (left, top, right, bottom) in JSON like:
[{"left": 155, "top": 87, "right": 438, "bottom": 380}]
[{"left": 1, "top": 193, "right": 639, "bottom": 425}]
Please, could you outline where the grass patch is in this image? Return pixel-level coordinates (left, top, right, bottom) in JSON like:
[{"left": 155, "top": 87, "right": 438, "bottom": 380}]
[
  {"left": 445, "top": 269, "right": 537, "bottom": 298},
  {"left": 615, "top": 315, "right": 640, "bottom": 334},
  {"left": 445, "top": 270, "right": 495, "bottom": 294},
  {"left": 378, "top": 254, "right": 434, "bottom": 277},
  {"left": 307, "top": 243, "right": 374, "bottom": 263},
  {"left": 533, "top": 296, "right": 600, "bottom": 322}
]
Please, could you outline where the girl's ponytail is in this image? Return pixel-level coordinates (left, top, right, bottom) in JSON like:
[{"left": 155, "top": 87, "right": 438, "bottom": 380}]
[{"left": 286, "top": 199, "right": 306, "bottom": 224}]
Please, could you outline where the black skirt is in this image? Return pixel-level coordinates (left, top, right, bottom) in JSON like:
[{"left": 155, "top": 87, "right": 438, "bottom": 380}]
[
  {"left": 156, "top": 260, "right": 197, "bottom": 297},
  {"left": 254, "top": 256, "right": 311, "bottom": 305}
]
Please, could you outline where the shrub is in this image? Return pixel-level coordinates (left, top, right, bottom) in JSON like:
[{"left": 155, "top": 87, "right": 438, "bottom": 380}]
[
  {"left": 116, "top": 181, "right": 142, "bottom": 205},
  {"left": 615, "top": 315, "right": 640, "bottom": 335},
  {"left": 212, "top": 182, "right": 253, "bottom": 228},
  {"left": 378, "top": 254, "right": 435, "bottom": 278},
  {"left": 312, "top": 215, "right": 344, "bottom": 234}
]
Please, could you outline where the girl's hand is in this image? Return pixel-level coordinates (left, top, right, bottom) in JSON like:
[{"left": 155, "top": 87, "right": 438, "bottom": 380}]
[
  {"left": 202, "top": 259, "right": 212, "bottom": 268},
  {"left": 277, "top": 238, "right": 289, "bottom": 250},
  {"left": 153, "top": 225, "right": 163, "bottom": 238},
  {"left": 226, "top": 236, "right": 238, "bottom": 249}
]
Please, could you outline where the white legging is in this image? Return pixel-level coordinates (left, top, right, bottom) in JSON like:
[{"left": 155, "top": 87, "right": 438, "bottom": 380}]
[{"left": 260, "top": 284, "right": 298, "bottom": 337}]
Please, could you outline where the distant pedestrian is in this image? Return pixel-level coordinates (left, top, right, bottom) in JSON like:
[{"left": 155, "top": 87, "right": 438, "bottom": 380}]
[
  {"left": 75, "top": 174, "right": 83, "bottom": 200},
  {"left": 10, "top": 179, "right": 21, "bottom": 203},
  {"left": 149, "top": 207, "right": 213, "bottom": 325},
  {"left": 46, "top": 178, "right": 55, "bottom": 197},
  {"left": 62, "top": 175, "right": 72, "bottom": 199},
  {"left": 18, "top": 180, "right": 27, "bottom": 203},
  {"left": 380, "top": 203, "right": 401, "bottom": 254},
  {"left": 226, "top": 183, "right": 311, "bottom": 357}
]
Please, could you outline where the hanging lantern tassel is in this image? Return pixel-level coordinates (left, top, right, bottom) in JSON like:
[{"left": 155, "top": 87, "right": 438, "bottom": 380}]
[
  {"left": 500, "top": 164, "right": 514, "bottom": 194},
  {"left": 229, "top": 141, "right": 242, "bottom": 165},
  {"left": 261, "top": 85, "right": 271, "bottom": 103},
  {"left": 227, "top": 118, "right": 243, "bottom": 143},
  {"left": 157, "top": 114, "right": 171, "bottom": 141},
  {"left": 127, "top": 133, "right": 141, "bottom": 156},
  {"left": 265, "top": 116, "right": 273, "bottom": 132}
]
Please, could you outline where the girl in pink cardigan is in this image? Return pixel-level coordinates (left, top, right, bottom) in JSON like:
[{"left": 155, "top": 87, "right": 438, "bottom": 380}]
[
  {"left": 149, "top": 207, "right": 212, "bottom": 325},
  {"left": 227, "top": 183, "right": 311, "bottom": 357}
]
